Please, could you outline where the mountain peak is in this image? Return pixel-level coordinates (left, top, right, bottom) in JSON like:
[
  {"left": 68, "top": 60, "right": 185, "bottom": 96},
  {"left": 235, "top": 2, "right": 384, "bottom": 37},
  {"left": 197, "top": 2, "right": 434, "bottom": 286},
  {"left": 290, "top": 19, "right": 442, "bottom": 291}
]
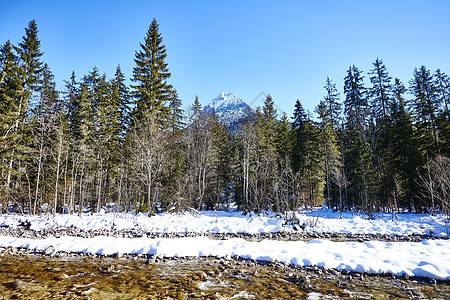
[
  {"left": 208, "top": 92, "right": 243, "bottom": 108},
  {"left": 203, "top": 92, "right": 253, "bottom": 129}
]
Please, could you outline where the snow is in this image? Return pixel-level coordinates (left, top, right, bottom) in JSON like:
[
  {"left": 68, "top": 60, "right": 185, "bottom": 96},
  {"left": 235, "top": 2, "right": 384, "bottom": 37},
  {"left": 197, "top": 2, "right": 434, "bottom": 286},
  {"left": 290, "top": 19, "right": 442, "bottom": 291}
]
[
  {"left": 203, "top": 92, "right": 252, "bottom": 127},
  {"left": 1, "top": 208, "right": 449, "bottom": 280},
  {"left": 207, "top": 92, "right": 245, "bottom": 109},
  {"left": 0, "top": 208, "right": 448, "bottom": 237},
  {"left": 0, "top": 235, "right": 449, "bottom": 280}
]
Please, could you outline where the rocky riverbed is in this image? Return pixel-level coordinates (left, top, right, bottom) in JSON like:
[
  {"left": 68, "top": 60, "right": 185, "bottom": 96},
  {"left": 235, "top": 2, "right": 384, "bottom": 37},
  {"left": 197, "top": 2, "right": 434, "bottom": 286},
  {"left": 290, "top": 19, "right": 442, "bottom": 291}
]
[
  {"left": 1, "top": 222, "right": 449, "bottom": 298},
  {"left": 0, "top": 247, "right": 449, "bottom": 299},
  {"left": 0, "top": 224, "right": 445, "bottom": 242}
]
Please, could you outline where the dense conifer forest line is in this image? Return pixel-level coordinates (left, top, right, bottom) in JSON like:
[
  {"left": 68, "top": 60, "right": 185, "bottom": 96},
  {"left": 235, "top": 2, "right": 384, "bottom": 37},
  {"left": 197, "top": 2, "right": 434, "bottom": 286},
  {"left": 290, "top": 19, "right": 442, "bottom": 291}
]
[{"left": 1, "top": 19, "right": 449, "bottom": 217}]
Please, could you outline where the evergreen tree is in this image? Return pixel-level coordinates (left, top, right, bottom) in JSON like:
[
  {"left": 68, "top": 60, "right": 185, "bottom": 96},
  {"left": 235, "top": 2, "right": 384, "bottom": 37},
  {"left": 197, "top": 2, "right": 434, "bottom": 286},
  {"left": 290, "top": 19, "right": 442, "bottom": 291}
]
[
  {"left": 343, "top": 65, "right": 376, "bottom": 215},
  {"left": 126, "top": 19, "right": 176, "bottom": 213},
  {"left": 323, "top": 77, "right": 342, "bottom": 130},
  {"left": 0, "top": 41, "right": 24, "bottom": 205},
  {"left": 368, "top": 58, "right": 392, "bottom": 119},
  {"left": 2, "top": 20, "right": 43, "bottom": 208},
  {"left": 0, "top": 41, "right": 23, "bottom": 144},
  {"left": 434, "top": 69, "right": 450, "bottom": 156},
  {"left": 15, "top": 20, "right": 43, "bottom": 93},
  {"left": 390, "top": 78, "right": 421, "bottom": 211},
  {"left": 191, "top": 95, "right": 202, "bottom": 119},
  {"left": 110, "top": 65, "right": 131, "bottom": 139},
  {"left": 316, "top": 78, "right": 342, "bottom": 210},
  {"left": 409, "top": 66, "right": 440, "bottom": 157},
  {"left": 291, "top": 99, "right": 307, "bottom": 173},
  {"left": 65, "top": 71, "right": 81, "bottom": 140},
  {"left": 168, "top": 89, "right": 184, "bottom": 133},
  {"left": 275, "top": 112, "right": 292, "bottom": 159},
  {"left": 29, "top": 63, "right": 60, "bottom": 214},
  {"left": 368, "top": 59, "right": 396, "bottom": 212},
  {"left": 344, "top": 65, "right": 367, "bottom": 132},
  {"left": 131, "top": 18, "right": 172, "bottom": 123},
  {"left": 435, "top": 69, "right": 449, "bottom": 114},
  {"left": 164, "top": 89, "right": 185, "bottom": 208},
  {"left": 259, "top": 94, "right": 277, "bottom": 152},
  {"left": 321, "top": 77, "right": 342, "bottom": 209}
]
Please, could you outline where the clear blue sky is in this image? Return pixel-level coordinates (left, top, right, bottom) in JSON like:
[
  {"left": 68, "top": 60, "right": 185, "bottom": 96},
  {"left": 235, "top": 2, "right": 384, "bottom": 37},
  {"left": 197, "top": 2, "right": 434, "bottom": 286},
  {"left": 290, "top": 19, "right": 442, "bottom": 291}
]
[{"left": 1, "top": 0, "right": 449, "bottom": 117}]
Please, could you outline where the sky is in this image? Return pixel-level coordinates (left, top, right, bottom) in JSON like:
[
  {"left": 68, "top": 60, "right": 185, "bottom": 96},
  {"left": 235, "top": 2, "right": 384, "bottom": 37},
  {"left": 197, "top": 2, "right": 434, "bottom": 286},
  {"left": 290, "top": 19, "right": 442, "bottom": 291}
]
[{"left": 1, "top": 0, "right": 449, "bottom": 117}]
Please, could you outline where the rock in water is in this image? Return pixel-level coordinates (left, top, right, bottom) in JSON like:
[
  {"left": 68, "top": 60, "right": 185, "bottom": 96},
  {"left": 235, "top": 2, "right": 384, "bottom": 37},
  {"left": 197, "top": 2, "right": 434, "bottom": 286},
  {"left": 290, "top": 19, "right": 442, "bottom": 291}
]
[{"left": 44, "top": 245, "right": 55, "bottom": 255}]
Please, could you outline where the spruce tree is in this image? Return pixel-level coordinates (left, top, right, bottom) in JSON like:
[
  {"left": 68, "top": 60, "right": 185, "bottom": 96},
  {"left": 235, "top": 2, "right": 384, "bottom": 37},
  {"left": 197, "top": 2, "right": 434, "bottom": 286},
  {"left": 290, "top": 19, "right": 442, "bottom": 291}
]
[
  {"left": 409, "top": 66, "right": 440, "bottom": 157},
  {"left": 434, "top": 69, "right": 450, "bottom": 156},
  {"left": 260, "top": 94, "right": 277, "bottom": 151},
  {"left": 291, "top": 99, "right": 307, "bottom": 173},
  {"left": 368, "top": 59, "right": 396, "bottom": 212},
  {"left": 316, "top": 77, "right": 342, "bottom": 210},
  {"left": 390, "top": 78, "right": 421, "bottom": 210},
  {"left": 65, "top": 71, "right": 81, "bottom": 141},
  {"left": 168, "top": 90, "right": 184, "bottom": 133},
  {"left": 368, "top": 58, "right": 392, "bottom": 119},
  {"left": 110, "top": 65, "right": 130, "bottom": 139},
  {"left": 191, "top": 95, "right": 202, "bottom": 119},
  {"left": 0, "top": 41, "right": 23, "bottom": 141},
  {"left": 3, "top": 20, "right": 43, "bottom": 207},
  {"left": 275, "top": 112, "right": 292, "bottom": 159},
  {"left": 343, "top": 65, "right": 376, "bottom": 215},
  {"left": 131, "top": 18, "right": 172, "bottom": 123},
  {"left": 0, "top": 41, "right": 24, "bottom": 204},
  {"left": 29, "top": 63, "right": 60, "bottom": 214},
  {"left": 434, "top": 69, "right": 449, "bottom": 114}
]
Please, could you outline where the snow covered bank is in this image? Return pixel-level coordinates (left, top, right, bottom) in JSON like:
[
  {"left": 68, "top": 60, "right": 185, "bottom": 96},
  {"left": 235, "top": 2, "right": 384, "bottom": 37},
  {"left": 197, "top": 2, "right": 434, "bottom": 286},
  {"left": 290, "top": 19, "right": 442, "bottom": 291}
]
[
  {"left": 1, "top": 209, "right": 448, "bottom": 237},
  {"left": 0, "top": 236, "right": 449, "bottom": 280}
]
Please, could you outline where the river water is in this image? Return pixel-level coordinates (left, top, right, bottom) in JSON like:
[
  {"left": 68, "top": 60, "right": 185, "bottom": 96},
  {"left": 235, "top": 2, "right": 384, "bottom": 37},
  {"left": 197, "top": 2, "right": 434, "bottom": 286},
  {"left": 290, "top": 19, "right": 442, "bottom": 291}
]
[{"left": 0, "top": 252, "right": 448, "bottom": 299}]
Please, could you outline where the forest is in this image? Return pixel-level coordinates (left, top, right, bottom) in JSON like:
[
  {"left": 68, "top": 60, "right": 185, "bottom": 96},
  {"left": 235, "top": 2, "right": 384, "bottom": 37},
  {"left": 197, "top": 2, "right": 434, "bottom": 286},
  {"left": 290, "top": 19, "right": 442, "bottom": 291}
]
[{"left": 1, "top": 19, "right": 449, "bottom": 218}]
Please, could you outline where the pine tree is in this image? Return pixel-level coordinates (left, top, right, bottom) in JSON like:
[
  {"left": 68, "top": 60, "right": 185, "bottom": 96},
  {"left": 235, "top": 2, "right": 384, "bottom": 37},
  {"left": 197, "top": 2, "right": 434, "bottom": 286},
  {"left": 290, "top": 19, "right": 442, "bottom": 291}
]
[
  {"left": 390, "top": 78, "right": 421, "bottom": 211},
  {"left": 164, "top": 89, "right": 185, "bottom": 208},
  {"left": 409, "top": 66, "right": 440, "bottom": 157},
  {"left": 15, "top": 20, "right": 43, "bottom": 93},
  {"left": 29, "top": 63, "right": 60, "bottom": 214},
  {"left": 209, "top": 115, "right": 232, "bottom": 210},
  {"left": 168, "top": 89, "right": 184, "bottom": 134},
  {"left": 0, "top": 41, "right": 24, "bottom": 205},
  {"left": 291, "top": 99, "right": 307, "bottom": 173},
  {"left": 435, "top": 69, "right": 449, "bottom": 114},
  {"left": 131, "top": 18, "right": 172, "bottom": 123},
  {"left": 261, "top": 94, "right": 277, "bottom": 150},
  {"left": 78, "top": 69, "right": 98, "bottom": 144},
  {"left": 316, "top": 78, "right": 342, "bottom": 210},
  {"left": 65, "top": 71, "right": 81, "bottom": 140},
  {"left": 191, "top": 95, "right": 202, "bottom": 119},
  {"left": 291, "top": 99, "right": 324, "bottom": 208},
  {"left": 303, "top": 114, "right": 325, "bottom": 208},
  {"left": 127, "top": 18, "right": 176, "bottom": 213},
  {"left": 323, "top": 77, "right": 341, "bottom": 130},
  {"left": 3, "top": 20, "right": 44, "bottom": 209},
  {"left": 434, "top": 69, "right": 450, "bottom": 156},
  {"left": 343, "top": 65, "right": 376, "bottom": 215},
  {"left": 110, "top": 65, "right": 130, "bottom": 139},
  {"left": 368, "top": 58, "right": 392, "bottom": 119},
  {"left": 0, "top": 41, "right": 23, "bottom": 143},
  {"left": 275, "top": 112, "right": 292, "bottom": 159},
  {"left": 344, "top": 65, "right": 367, "bottom": 132},
  {"left": 321, "top": 77, "right": 342, "bottom": 210},
  {"left": 368, "top": 59, "right": 396, "bottom": 212}
]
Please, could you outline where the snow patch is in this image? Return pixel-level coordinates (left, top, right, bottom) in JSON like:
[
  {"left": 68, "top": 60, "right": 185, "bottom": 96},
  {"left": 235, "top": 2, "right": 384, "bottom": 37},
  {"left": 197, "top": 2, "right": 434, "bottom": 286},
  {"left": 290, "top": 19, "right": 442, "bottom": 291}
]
[{"left": 0, "top": 236, "right": 449, "bottom": 280}]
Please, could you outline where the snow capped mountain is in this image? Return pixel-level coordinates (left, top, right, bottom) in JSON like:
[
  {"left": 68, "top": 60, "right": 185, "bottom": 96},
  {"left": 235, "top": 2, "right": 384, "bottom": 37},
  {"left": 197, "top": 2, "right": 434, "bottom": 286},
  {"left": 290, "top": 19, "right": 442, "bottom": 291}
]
[{"left": 203, "top": 92, "right": 253, "bottom": 129}]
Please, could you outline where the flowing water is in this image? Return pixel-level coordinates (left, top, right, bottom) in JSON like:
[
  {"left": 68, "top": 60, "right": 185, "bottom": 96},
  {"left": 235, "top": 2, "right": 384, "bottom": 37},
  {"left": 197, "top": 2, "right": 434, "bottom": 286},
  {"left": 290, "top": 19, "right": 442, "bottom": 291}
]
[{"left": 0, "top": 253, "right": 448, "bottom": 299}]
